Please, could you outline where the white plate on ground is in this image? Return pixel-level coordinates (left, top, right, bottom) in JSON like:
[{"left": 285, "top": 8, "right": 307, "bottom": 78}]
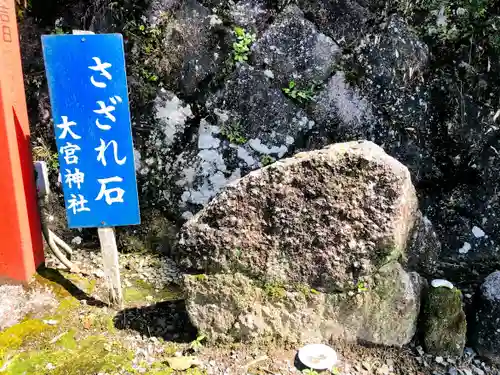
[{"left": 298, "top": 343, "right": 338, "bottom": 370}]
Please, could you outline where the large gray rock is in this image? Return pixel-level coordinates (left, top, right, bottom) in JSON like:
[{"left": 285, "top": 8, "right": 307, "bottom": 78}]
[
  {"left": 229, "top": 0, "right": 270, "bottom": 31},
  {"left": 136, "top": 63, "right": 314, "bottom": 220},
  {"left": 146, "top": 0, "right": 229, "bottom": 95},
  {"left": 297, "top": 0, "right": 372, "bottom": 45},
  {"left": 177, "top": 141, "right": 419, "bottom": 291},
  {"left": 429, "top": 138, "right": 500, "bottom": 284},
  {"left": 184, "top": 262, "right": 424, "bottom": 346},
  {"left": 206, "top": 64, "right": 313, "bottom": 145},
  {"left": 405, "top": 212, "right": 442, "bottom": 277},
  {"left": 472, "top": 271, "right": 500, "bottom": 364},
  {"left": 423, "top": 283, "right": 467, "bottom": 357},
  {"left": 307, "top": 72, "right": 379, "bottom": 142},
  {"left": 252, "top": 5, "right": 341, "bottom": 87},
  {"left": 356, "top": 15, "right": 429, "bottom": 94},
  {"left": 350, "top": 15, "right": 434, "bottom": 182}
]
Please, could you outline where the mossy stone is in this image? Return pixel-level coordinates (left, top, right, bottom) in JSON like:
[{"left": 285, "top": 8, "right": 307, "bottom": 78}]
[{"left": 423, "top": 287, "right": 467, "bottom": 356}]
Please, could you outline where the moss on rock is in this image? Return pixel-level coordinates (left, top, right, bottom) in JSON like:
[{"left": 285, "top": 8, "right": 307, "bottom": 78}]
[
  {"left": 184, "top": 266, "right": 422, "bottom": 346},
  {"left": 123, "top": 279, "right": 184, "bottom": 304},
  {"left": 263, "top": 282, "right": 287, "bottom": 302},
  {"left": 423, "top": 286, "right": 467, "bottom": 357}
]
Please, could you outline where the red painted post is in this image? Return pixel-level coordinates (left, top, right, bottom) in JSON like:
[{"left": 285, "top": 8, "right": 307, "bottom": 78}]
[{"left": 0, "top": 0, "right": 44, "bottom": 283}]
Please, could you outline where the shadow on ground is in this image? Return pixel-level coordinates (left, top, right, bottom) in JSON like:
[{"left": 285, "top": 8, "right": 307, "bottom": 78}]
[
  {"left": 114, "top": 300, "right": 198, "bottom": 343},
  {"left": 37, "top": 266, "right": 107, "bottom": 307}
]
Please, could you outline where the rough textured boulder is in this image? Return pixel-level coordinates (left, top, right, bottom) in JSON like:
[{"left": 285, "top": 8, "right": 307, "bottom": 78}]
[
  {"left": 178, "top": 141, "right": 426, "bottom": 345},
  {"left": 422, "top": 284, "right": 466, "bottom": 357},
  {"left": 177, "top": 141, "right": 419, "bottom": 291},
  {"left": 184, "top": 263, "right": 423, "bottom": 346},
  {"left": 472, "top": 271, "right": 500, "bottom": 364}
]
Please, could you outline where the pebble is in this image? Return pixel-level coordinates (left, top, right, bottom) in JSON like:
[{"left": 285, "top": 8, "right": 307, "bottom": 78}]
[
  {"left": 472, "top": 226, "right": 485, "bottom": 238},
  {"left": 448, "top": 368, "right": 458, "bottom": 375},
  {"left": 71, "top": 236, "right": 83, "bottom": 245},
  {"left": 472, "top": 365, "right": 485, "bottom": 375},
  {"left": 377, "top": 364, "right": 390, "bottom": 375},
  {"left": 464, "top": 348, "right": 476, "bottom": 357},
  {"left": 43, "top": 319, "right": 59, "bottom": 325},
  {"left": 92, "top": 269, "right": 105, "bottom": 278},
  {"left": 436, "top": 356, "right": 444, "bottom": 364}
]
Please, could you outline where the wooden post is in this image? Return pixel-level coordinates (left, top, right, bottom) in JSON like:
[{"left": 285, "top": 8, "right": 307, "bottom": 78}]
[
  {"left": 71, "top": 30, "right": 123, "bottom": 308},
  {"left": 97, "top": 227, "right": 123, "bottom": 308}
]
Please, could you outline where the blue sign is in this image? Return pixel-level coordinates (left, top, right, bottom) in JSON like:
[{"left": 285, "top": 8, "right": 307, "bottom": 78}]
[{"left": 42, "top": 34, "right": 140, "bottom": 228}]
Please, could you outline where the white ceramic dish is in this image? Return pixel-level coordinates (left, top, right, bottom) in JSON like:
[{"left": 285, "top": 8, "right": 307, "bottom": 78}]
[{"left": 298, "top": 343, "right": 338, "bottom": 370}]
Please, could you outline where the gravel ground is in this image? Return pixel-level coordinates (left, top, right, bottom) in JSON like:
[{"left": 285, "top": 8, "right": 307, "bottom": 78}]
[
  {"left": 0, "top": 283, "right": 58, "bottom": 331},
  {"left": 31, "top": 248, "right": 500, "bottom": 375}
]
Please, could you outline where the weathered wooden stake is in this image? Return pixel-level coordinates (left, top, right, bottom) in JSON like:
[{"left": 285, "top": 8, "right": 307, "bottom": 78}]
[{"left": 97, "top": 227, "right": 123, "bottom": 308}]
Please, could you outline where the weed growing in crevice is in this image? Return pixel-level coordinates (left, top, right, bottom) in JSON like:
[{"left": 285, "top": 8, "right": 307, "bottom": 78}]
[
  {"left": 220, "top": 121, "right": 247, "bottom": 145},
  {"left": 123, "top": 13, "right": 171, "bottom": 107},
  {"left": 357, "top": 281, "right": 368, "bottom": 293},
  {"left": 33, "top": 141, "right": 59, "bottom": 172},
  {"left": 189, "top": 334, "right": 206, "bottom": 353},
  {"left": 233, "top": 26, "right": 256, "bottom": 63},
  {"left": 260, "top": 154, "right": 275, "bottom": 166},
  {"left": 282, "top": 80, "right": 322, "bottom": 103}
]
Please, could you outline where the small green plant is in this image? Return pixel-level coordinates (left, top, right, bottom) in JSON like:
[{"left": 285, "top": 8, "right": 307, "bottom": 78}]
[
  {"left": 220, "top": 121, "right": 247, "bottom": 145},
  {"left": 331, "top": 366, "right": 341, "bottom": 375},
  {"left": 302, "top": 369, "right": 320, "bottom": 375},
  {"left": 260, "top": 155, "right": 275, "bottom": 166},
  {"left": 33, "top": 142, "right": 59, "bottom": 171},
  {"left": 16, "top": 0, "right": 31, "bottom": 20},
  {"left": 233, "top": 27, "right": 256, "bottom": 63},
  {"left": 263, "top": 282, "right": 286, "bottom": 301},
  {"left": 192, "top": 274, "right": 207, "bottom": 282},
  {"left": 357, "top": 281, "right": 368, "bottom": 293},
  {"left": 189, "top": 334, "right": 206, "bottom": 352},
  {"left": 123, "top": 14, "right": 170, "bottom": 105},
  {"left": 282, "top": 80, "right": 321, "bottom": 103},
  {"left": 140, "top": 68, "right": 159, "bottom": 82}
]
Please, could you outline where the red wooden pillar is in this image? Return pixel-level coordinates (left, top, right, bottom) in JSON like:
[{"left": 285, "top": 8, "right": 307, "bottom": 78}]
[{"left": 0, "top": 0, "right": 44, "bottom": 283}]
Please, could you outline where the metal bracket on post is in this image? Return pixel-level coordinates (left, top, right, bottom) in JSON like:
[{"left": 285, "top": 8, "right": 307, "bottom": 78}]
[{"left": 34, "top": 161, "right": 50, "bottom": 202}]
